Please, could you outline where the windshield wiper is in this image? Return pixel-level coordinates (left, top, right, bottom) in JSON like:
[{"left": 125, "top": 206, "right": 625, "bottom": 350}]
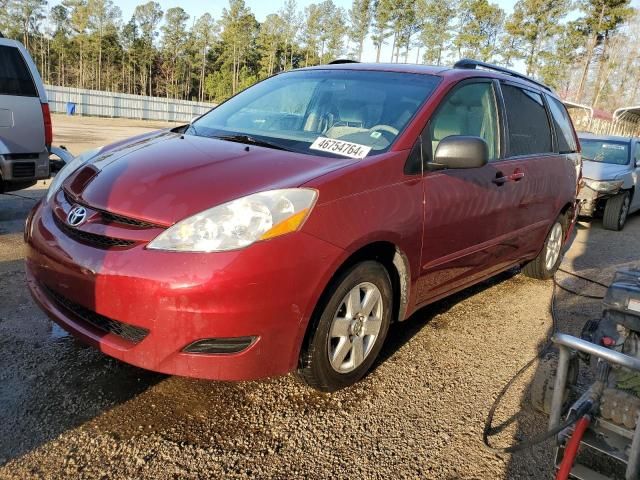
[{"left": 213, "top": 134, "right": 293, "bottom": 152}]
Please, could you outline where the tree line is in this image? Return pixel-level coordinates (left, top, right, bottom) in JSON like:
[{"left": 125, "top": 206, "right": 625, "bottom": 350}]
[{"left": 0, "top": 0, "right": 638, "bottom": 111}]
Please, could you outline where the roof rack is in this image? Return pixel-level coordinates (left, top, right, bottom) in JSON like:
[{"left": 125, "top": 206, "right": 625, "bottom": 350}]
[
  {"left": 453, "top": 58, "right": 551, "bottom": 92},
  {"left": 328, "top": 59, "right": 359, "bottom": 65}
]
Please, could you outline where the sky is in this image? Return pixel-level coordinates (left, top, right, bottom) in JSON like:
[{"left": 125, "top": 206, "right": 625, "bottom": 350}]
[{"left": 112, "top": 0, "right": 640, "bottom": 73}]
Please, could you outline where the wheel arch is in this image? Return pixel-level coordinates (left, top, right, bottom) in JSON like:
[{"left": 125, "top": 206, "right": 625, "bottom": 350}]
[
  {"left": 625, "top": 185, "right": 635, "bottom": 202},
  {"left": 559, "top": 201, "right": 574, "bottom": 219},
  {"left": 295, "top": 240, "right": 411, "bottom": 369},
  {"left": 319, "top": 241, "right": 410, "bottom": 325}
]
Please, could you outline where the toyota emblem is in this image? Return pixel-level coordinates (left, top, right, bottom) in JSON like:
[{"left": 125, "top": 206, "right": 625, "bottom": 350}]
[{"left": 67, "top": 206, "right": 87, "bottom": 227}]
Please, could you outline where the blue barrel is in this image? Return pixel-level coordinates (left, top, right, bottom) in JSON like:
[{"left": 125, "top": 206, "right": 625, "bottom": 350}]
[{"left": 66, "top": 102, "right": 76, "bottom": 115}]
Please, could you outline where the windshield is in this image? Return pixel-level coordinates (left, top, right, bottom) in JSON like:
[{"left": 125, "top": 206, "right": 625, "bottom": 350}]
[
  {"left": 188, "top": 69, "right": 440, "bottom": 158},
  {"left": 580, "top": 139, "right": 630, "bottom": 165}
]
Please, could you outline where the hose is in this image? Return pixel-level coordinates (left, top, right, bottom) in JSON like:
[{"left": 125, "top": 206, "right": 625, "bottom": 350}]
[
  {"left": 484, "top": 408, "right": 581, "bottom": 455},
  {"left": 555, "top": 415, "right": 592, "bottom": 480},
  {"left": 482, "top": 268, "right": 606, "bottom": 454}
]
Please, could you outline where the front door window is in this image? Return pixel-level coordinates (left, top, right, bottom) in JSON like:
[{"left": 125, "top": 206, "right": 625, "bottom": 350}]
[{"left": 429, "top": 82, "right": 499, "bottom": 161}]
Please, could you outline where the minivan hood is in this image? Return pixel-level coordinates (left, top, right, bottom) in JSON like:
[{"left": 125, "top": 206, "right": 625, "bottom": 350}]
[
  {"left": 65, "top": 131, "right": 354, "bottom": 225},
  {"left": 582, "top": 160, "right": 630, "bottom": 181}
]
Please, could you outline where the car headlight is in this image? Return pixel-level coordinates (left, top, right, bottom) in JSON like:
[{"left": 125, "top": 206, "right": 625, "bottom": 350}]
[
  {"left": 46, "top": 146, "right": 102, "bottom": 202},
  {"left": 147, "top": 188, "right": 318, "bottom": 252},
  {"left": 583, "top": 179, "right": 624, "bottom": 193}
]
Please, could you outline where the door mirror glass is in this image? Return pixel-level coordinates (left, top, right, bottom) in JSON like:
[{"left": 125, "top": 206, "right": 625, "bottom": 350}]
[{"left": 433, "top": 135, "right": 488, "bottom": 169}]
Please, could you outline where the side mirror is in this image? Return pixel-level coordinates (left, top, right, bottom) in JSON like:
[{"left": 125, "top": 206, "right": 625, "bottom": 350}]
[{"left": 433, "top": 135, "right": 488, "bottom": 169}]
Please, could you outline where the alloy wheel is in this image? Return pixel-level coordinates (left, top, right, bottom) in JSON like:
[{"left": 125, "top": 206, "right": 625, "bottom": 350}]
[
  {"left": 545, "top": 222, "right": 563, "bottom": 271},
  {"left": 327, "top": 282, "right": 383, "bottom": 373}
]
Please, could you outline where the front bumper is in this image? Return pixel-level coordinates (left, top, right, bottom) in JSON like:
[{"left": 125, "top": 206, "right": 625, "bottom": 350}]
[
  {"left": 577, "top": 185, "right": 618, "bottom": 217},
  {"left": 577, "top": 185, "right": 600, "bottom": 217},
  {"left": 25, "top": 201, "right": 344, "bottom": 381},
  {"left": 0, "top": 150, "right": 50, "bottom": 183}
]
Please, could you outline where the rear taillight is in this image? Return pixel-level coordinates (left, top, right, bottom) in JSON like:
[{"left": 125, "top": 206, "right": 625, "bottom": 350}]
[{"left": 42, "top": 103, "right": 52, "bottom": 147}]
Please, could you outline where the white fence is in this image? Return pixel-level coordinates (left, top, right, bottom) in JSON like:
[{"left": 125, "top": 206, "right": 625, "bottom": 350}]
[{"left": 45, "top": 85, "right": 216, "bottom": 123}]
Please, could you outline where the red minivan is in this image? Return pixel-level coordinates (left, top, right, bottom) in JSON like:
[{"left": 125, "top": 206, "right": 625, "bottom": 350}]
[{"left": 25, "top": 60, "right": 581, "bottom": 391}]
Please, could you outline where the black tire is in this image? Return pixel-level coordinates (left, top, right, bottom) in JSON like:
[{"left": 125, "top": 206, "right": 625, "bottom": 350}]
[
  {"left": 522, "top": 215, "right": 566, "bottom": 280},
  {"left": 602, "top": 191, "right": 630, "bottom": 231},
  {"left": 297, "top": 261, "right": 392, "bottom": 392}
]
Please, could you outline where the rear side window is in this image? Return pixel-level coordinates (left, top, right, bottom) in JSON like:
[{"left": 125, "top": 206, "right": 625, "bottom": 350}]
[
  {"left": 0, "top": 46, "right": 38, "bottom": 97},
  {"left": 547, "top": 96, "right": 578, "bottom": 153},
  {"left": 501, "top": 84, "right": 552, "bottom": 156}
]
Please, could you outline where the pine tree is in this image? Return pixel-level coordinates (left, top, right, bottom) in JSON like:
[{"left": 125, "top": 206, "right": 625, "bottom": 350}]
[
  {"left": 192, "top": 13, "right": 218, "bottom": 101},
  {"left": 454, "top": 0, "right": 505, "bottom": 62},
  {"left": 349, "top": 0, "right": 373, "bottom": 61},
  {"left": 161, "top": 7, "right": 189, "bottom": 99},
  {"left": 219, "top": 0, "right": 259, "bottom": 96},
  {"left": 371, "top": 0, "right": 393, "bottom": 62},
  {"left": 504, "top": 0, "right": 571, "bottom": 77},
  {"left": 257, "top": 14, "right": 285, "bottom": 77},
  {"left": 575, "top": 0, "right": 634, "bottom": 102},
  {"left": 417, "top": 0, "right": 457, "bottom": 65},
  {"left": 133, "top": 1, "right": 162, "bottom": 95}
]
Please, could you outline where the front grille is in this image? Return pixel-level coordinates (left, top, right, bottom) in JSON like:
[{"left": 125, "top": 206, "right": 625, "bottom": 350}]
[
  {"left": 5, "top": 153, "right": 39, "bottom": 160},
  {"left": 43, "top": 284, "right": 149, "bottom": 344},
  {"left": 63, "top": 190, "right": 156, "bottom": 229},
  {"left": 101, "top": 211, "right": 156, "bottom": 228},
  {"left": 12, "top": 162, "right": 36, "bottom": 178},
  {"left": 53, "top": 214, "right": 135, "bottom": 249}
]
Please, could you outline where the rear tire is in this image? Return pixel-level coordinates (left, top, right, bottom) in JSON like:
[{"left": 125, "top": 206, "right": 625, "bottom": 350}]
[
  {"left": 522, "top": 216, "right": 566, "bottom": 280},
  {"left": 297, "top": 261, "right": 392, "bottom": 392},
  {"left": 602, "top": 191, "right": 630, "bottom": 231}
]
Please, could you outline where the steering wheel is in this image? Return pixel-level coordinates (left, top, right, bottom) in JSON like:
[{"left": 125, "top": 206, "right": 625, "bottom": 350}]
[
  {"left": 369, "top": 124, "right": 399, "bottom": 142},
  {"left": 370, "top": 124, "right": 399, "bottom": 136}
]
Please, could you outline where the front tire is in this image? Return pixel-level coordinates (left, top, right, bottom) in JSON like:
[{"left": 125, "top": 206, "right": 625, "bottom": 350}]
[
  {"left": 297, "top": 261, "right": 392, "bottom": 392},
  {"left": 522, "top": 216, "right": 565, "bottom": 280},
  {"left": 602, "top": 191, "right": 630, "bottom": 231}
]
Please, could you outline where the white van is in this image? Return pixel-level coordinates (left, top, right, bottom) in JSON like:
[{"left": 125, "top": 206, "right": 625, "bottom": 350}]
[{"left": 0, "top": 35, "right": 55, "bottom": 192}]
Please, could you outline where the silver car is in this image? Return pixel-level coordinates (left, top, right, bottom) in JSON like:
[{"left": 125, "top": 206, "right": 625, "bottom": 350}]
[
  {"left": 578, "top": 133, "right": 640, "bottom": 230},
  {"left": 0, "top": 36, "right": 53, "bottom": 192}
]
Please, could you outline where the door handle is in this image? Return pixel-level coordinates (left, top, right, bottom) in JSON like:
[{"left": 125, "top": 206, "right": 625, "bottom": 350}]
[
  {"left": 493, "top": 171, "right": 525, "bottom": 185},
  {"left": 492, "top": 175, "right": 508, "bottom": 185}
]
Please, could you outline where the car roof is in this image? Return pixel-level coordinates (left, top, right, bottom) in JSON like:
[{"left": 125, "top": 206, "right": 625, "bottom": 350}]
[
  {"left": 577, "top": 132, "right": 635, "bottom": 143},
  {"left": 297, "top": 62, "right": 559, "bottom": 99}
]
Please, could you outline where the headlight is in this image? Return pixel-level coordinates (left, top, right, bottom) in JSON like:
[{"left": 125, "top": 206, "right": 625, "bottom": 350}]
[
  {"left": 147, "top": 188, "right": 318, "bottom": 252},
  {"left": 46, "top": 146, "right": 102, "bottom": 202},
  {"left": 583, "top": 178, "right": 624, "bottom": 193}
]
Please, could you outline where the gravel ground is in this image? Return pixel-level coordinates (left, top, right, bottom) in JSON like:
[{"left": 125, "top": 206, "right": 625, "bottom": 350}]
[{"left": 1, "top": 115, "right": 639, "bottom": 479}]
